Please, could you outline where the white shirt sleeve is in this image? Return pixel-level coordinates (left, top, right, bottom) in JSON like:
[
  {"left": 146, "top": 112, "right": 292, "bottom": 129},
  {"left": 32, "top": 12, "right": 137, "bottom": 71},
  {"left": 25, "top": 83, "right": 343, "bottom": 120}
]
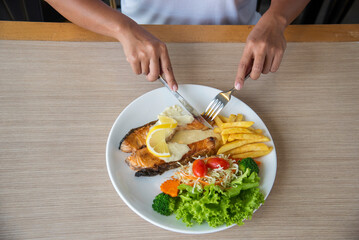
[{"left": 121, "top": 0, "right": 261, "bottom": 25}]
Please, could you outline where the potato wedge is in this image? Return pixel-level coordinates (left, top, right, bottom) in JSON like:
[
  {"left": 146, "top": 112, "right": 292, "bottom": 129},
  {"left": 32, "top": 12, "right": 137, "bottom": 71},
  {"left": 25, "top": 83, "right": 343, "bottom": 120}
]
[
  {"left": 227, "top": 143, "right": 269, "bottom": 155},
  {"left": 218, "top": 115, "right": 229, "bottom": 123},
  {"left": 228, "top": 114, "right": 236, "bottom": 123},
  {"left": 214, "top": 116, "right": 223, "bottom": 130},
  {"left": 221, "top": 128, "right": 253, "bottom": 135},
  {"left": 217, "top": 140, "right": 252, "bottom": 155},
  {"left": 213, "top": 127, "right": 221, "bottom": 133},
  {"left": 235, "top": 114, "right": 243, "bottom": 122},
  {"left": 253, "top": 129, "right": 263, "bottom": 134},
  {"left": 221, "top": 121, "right": 254, "bottom": 129},
  {"left": 222, "top": 134, "right": 229, "bottom": 144},
  {"left": 231, "top": 147, "right": 273, "bottom": 159},
  {"left": 228, "top": 133, "right": 270, "bottom": 142}
]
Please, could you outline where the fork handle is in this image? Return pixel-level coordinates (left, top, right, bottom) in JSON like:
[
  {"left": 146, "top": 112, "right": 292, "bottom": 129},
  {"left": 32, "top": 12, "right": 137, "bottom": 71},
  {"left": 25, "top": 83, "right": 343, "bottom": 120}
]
[{"left": 243, "top": 73, "right": 251, "bottom": 83}]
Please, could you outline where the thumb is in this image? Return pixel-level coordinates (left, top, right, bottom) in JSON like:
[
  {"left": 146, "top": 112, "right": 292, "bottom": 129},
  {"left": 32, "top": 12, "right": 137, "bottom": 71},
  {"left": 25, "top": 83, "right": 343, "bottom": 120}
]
[
  {"left": 235, "top": 50, "right": 252, "bottom": 90},
  {"left": 235, "top": 61, "right": 252, "bottom": 90}
]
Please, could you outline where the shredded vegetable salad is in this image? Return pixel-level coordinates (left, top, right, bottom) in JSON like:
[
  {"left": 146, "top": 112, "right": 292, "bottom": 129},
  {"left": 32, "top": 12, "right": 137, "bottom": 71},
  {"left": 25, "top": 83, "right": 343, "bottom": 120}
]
[
  {"left": 173, "top": 155, "right": 240, "bottom": 192},
  {"left": 152, "top": 156, "right": 265, "bottom": 227}
]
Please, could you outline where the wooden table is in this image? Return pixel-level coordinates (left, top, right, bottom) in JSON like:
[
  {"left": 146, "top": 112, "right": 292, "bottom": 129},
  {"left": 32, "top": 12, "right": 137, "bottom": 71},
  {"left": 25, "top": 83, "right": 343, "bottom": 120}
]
[{"left": 1, "top": 21, "right": 359, "bottom": 239}]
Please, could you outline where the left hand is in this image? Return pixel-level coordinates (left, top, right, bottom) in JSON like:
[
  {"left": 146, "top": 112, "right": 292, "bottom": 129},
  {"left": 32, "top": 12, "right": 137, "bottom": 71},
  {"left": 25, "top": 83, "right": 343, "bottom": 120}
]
[{"left": 234, "top": 13, "right": 287, "bottom": 90}]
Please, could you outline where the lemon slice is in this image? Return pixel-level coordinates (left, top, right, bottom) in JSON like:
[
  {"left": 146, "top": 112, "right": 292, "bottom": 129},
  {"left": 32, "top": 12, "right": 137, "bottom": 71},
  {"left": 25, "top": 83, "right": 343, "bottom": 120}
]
[
  {"left": 146, "top": 123, "right": 177, "bottom": 158},
  {"left": 158, "top": 115, "right": 177, "bottom": 126}
]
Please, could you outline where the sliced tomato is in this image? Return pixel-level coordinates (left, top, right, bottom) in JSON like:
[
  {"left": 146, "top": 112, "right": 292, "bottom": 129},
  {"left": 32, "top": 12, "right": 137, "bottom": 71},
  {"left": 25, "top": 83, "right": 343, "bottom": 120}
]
[
  {"left": 192, "top": 159, "right": 208, "bottom": 177},
  {"left": 206, "top": 157, "right": 230, "bottom": 170}
]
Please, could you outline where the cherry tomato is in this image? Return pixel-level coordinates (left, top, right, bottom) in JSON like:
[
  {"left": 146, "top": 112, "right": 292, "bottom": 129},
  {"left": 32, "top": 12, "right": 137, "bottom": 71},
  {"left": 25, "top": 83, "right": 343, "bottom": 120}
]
[
  {"left": 206, "top": 157, "right": 230, "bottom": 170},
  {"left": 192, "top": 159, "right": 208, "bottom": 177}
]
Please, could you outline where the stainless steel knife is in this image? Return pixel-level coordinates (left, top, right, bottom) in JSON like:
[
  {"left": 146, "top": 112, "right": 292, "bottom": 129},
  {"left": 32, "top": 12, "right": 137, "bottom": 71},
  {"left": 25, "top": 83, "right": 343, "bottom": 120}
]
[{"left": 158, "top": 76, "right": 213, "bottom": 129}]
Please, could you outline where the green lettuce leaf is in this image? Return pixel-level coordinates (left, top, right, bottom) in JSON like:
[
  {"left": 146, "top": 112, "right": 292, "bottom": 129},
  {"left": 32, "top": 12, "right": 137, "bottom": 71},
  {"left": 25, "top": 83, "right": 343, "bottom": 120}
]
[{"left": 174, "top": 172, "right": 265, "bottom": 227}]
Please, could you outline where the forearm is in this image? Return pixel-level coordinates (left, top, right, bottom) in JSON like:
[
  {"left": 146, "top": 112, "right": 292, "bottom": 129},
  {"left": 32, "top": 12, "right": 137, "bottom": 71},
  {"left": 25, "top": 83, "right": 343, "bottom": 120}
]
[
  {"left": 264, "top": 0, "right": 311, "bottom": 29},
  {"left": 45, "top": 0, "right": 131, "bottom": 41}
]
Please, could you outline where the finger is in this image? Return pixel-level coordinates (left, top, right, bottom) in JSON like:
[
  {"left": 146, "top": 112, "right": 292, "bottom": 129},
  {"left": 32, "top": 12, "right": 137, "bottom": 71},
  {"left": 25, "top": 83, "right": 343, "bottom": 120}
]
[
  {"left": 147, "top": 57, "right": 160, "bottom": 82},
  {"left": 250, "top": 52, "right": 265, "bottom": 80},
  {"left": 160, "top": 51, "right": 177, "bottom": 91},
  {"left": 141, "top": 59, "right": 149, "bottom": 75},
  {"left": 235, "top": 49, "right": 252, "bottom": 90},
  {"left": 262, "top": 54, "right": 273, "bottom": 74},
  {"left": 270, "top": 51, "right": 284, "bottom": 73},
  {"left": 130, "top": 60, "right": 141, "bottom": 75}
]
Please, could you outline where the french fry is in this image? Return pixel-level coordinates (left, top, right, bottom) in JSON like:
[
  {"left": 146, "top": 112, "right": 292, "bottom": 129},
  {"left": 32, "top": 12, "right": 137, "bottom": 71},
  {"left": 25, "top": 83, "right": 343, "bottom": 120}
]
[
  {"left": 213, "top": 127, "right": 221, "bottom": 133},
  {"left": 235, "top": 114, "right": 243, "bottom": 122},
  {"left": 228, "top": 114, "right": 236, "bottom": 123},
  {"left": 221, "top": 128, "right": 253, "bottom": 135},
  {"left": 215, "top": 112, "right": 272, "bottom": 157},
  {"left": 231, "top": 147, "right": 273, "bottom": 159},
  {"left": 227, "top": 143, "right": 269, "bottom": 155},
  {"left": 214, "top": 116, "right": 223, "bottom": 130},
  {"left": 222, "top": 134, "right": 229, "bottom": 144},
  {"left": 217, "top": 140, "right": 252, "bottom": 155},
  {"left": 221, "top": 121, "right": 254, "bottom": 129},
  {"left": 227, "top": 133, "right": 270, "bottom": 142},
  {"left": 218, "top": 115, "right": 229, "bottom": 123}
]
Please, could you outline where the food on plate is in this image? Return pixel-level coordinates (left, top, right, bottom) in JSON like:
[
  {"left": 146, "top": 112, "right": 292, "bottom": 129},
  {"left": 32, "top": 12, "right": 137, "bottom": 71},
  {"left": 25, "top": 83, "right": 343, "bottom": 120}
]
[
  {"left": 152, "top": 192, "right": 177, "bottom": 216},
  {"left": 146, "top": 123, "right": 178, "bottom": 158},
  {"left": 227, "top": 133, "right": 269, "bottom": 142},
  {"left": 119, "top": 106, "right": 272, "bottom": 177},
  {"left": 227, "top": 143, "right": 269, "bottom": 154},
  {"left": 231, "top": 148, "right": 273, "bottom": 159},
  {"left": 127, "top": 137, "right": 217, "bottom": 176},
  {"left": 152, "top": 156, "right": 265, "bottom": 227},
  {"left": 239, "top": 157, "right": 259, "bottom": 174},
  {"left": 192, "top": 159, "right": 208, "bottom": 177},
  {"left": 117, "top": 105, "right": 273, "bottom": 227},
  {"left": 214, "top": 114, "right": 273, "bottom": 159},
  {"left": 119, "top": 121, "right": 156, "bottom": 153},
  {"left": 119, "top": 105, "right": 220, "bottom": 176},
  {"left": 160, "top": 179, "right": 180, "bottom": 197},
  {"left": 221, "top": 121, "right": 254, "bottom": 129},
  {"left": 206, "top": 157, "right": 230, "bottom": 170}
]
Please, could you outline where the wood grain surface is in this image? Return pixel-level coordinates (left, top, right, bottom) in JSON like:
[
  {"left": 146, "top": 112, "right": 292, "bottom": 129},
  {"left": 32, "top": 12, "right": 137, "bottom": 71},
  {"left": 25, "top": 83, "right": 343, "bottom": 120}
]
[
  {"left": 1, "top": 21, "right": 359, "bottom": 42},
  {"left": 0, "top": 40, "right": 359, "bottom": 239}
]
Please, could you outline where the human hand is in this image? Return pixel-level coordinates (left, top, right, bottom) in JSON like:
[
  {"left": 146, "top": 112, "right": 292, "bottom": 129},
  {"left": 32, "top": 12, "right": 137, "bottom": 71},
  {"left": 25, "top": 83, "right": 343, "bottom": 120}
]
[
  {"left": 117, "top": 20, "right": 178, "bottom": 91},
  {"left": 234, "top": 12, "right": 287, "bottom": 90}
]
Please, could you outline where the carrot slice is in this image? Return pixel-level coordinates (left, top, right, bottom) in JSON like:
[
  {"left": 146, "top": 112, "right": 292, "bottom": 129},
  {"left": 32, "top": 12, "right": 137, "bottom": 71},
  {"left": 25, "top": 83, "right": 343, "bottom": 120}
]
[{"left": 160, "top": 179, "right": 180, "bottom": 197}]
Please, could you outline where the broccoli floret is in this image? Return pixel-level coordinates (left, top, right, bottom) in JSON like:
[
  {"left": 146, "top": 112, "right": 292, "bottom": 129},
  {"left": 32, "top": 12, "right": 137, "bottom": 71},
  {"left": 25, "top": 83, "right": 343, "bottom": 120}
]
[
  {"left": 152, "top": 193, "right": 176, "bottom": 216},
  {"left": 239, "top": 157, "right": 259, "bottom": 174}
]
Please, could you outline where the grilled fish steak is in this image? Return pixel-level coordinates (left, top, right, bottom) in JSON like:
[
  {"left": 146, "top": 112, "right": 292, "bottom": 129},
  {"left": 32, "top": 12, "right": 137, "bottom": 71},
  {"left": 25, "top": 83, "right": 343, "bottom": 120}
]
[
  {"left": 125, "top": 137, "right": 217, "bottom": 177},
  {"left": 119, "top": 119, "right": 208, "bottom": 153},
  {"left": 119, "top": 121, "right": 156, "bottom": 153}
]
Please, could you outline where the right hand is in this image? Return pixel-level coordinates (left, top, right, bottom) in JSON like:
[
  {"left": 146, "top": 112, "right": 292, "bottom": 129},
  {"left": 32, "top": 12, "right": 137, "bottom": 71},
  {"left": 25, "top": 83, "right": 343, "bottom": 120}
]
[{"left": 117, "top": 20, "right": 178, "bottom": 91}]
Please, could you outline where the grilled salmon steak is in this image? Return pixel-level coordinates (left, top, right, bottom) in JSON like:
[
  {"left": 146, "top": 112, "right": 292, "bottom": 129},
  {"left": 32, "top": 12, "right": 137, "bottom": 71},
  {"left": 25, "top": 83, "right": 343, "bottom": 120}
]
[
  {"left": 119, "top": 121, "right": 156, "bottom": 153},
  {"left": 119, "top": 116, "right": 217, "bottom": 177},
  {"left": 126, "top": 137, "right": 217, "bottom": 177},
  {"left": 119, "top": 118, "right": 209, "bottom": 153}
]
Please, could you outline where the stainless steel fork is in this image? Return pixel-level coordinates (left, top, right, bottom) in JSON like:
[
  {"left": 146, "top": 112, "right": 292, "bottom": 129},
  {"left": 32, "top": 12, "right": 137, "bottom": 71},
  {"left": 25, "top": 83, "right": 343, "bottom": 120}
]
[{"left": 203, "top": 74, "right": 250, "bottom": 121}]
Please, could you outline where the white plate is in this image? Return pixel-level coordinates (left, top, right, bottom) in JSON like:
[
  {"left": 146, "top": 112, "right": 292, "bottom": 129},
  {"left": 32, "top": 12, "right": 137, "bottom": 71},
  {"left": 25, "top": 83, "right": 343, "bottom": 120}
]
[{"left": 106, "top": 84, "right": 277, "bottom": 234}]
